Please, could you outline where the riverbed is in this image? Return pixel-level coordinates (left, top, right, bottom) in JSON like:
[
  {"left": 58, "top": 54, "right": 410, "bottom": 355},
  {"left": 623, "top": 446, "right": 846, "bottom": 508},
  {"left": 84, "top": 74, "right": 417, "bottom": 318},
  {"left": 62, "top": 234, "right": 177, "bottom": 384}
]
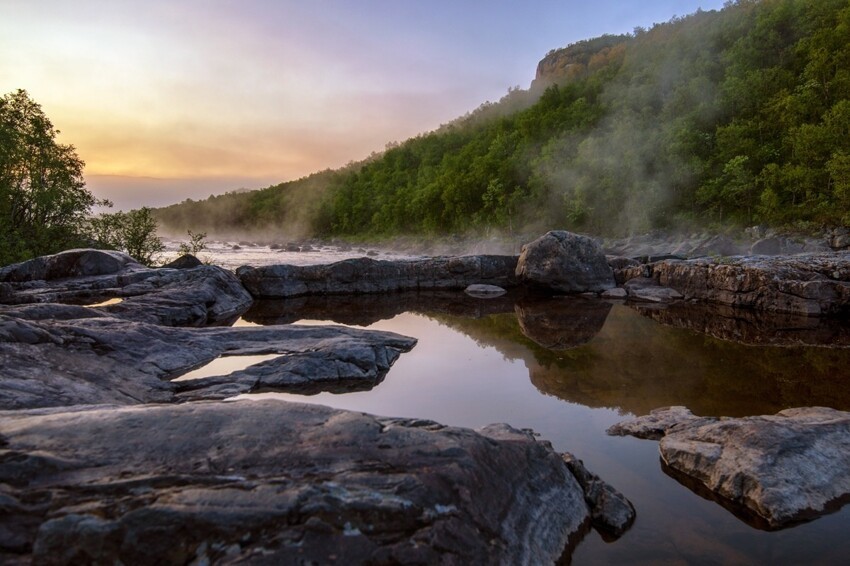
[{"left": 173, "top": 244, "right": 850, "bottom": 563}]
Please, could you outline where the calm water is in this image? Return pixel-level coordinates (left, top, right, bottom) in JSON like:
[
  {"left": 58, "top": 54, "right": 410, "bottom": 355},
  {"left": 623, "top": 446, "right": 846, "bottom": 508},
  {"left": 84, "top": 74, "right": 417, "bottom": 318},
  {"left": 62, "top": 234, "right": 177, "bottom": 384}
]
[{"left": 196, "top": 290, "right": 850, "bottom": 565}]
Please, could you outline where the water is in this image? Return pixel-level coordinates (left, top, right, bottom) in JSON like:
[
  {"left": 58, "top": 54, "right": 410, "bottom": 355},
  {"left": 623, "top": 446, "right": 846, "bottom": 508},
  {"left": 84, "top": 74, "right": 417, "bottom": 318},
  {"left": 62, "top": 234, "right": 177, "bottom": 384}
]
[
  {"left": 166, "top": 240, "right": 850, "bottom": 563},
  {"left": 161, "top": 239, "right": 423, "bottom": 270},
  {"left": 217, "top": 291, "right": 850, "bottom": 565}
]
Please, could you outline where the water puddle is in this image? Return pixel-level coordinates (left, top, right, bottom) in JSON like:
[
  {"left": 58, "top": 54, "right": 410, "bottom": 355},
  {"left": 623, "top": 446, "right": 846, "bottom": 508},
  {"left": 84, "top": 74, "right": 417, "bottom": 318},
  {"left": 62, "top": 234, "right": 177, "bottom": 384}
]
[
  {"left": 172, "top": 354, "right": 280, "bottom": 382},
  {"left": 86, "top": 297, "right": 123, "bottom": 307}
]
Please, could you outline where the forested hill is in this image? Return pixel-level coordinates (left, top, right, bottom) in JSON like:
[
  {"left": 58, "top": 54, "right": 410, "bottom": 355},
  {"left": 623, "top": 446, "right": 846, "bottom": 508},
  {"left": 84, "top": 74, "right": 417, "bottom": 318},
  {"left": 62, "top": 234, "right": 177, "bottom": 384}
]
[{"left": 155, "top": 0, "right": 850, "bottom": 239}]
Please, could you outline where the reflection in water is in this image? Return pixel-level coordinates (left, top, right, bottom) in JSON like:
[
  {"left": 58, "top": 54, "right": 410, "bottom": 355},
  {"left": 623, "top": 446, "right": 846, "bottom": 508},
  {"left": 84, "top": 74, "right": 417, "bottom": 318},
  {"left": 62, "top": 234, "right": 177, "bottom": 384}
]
[
  {"left": 171, "top": 354, "right": 280, "bottom": 382},
  {"left": 515, "top": 297, "right": 611, "bottom": 350},
  {"left": 243, "top": 292, "right": 850, "bottom": 563}
]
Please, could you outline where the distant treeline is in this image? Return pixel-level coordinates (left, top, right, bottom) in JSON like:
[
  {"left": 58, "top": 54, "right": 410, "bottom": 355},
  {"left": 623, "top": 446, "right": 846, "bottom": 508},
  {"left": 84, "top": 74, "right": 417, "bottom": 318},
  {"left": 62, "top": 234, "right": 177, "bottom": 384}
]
[{"left": 155, "top": 0, "right": 850, "bottom": 239}]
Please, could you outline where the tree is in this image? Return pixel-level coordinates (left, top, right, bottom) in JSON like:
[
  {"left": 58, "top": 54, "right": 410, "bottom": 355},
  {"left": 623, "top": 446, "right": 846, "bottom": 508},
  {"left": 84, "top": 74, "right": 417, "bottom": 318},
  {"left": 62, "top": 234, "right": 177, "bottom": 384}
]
[
  {"left": 88, "top": 207, "right": 164, "bottom": 266},
  {"left": 177, "top": 229, "right": 208, "bottom": 256},
  {"left": 0, "top": 90, "right": 103, "bottom": 265}
]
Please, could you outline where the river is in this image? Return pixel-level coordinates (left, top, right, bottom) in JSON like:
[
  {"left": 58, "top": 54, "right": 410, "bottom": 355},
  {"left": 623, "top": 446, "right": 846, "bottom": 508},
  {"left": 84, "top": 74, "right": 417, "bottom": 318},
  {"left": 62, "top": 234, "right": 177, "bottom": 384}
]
[{"left": 181, "top": 242, "right": 850, "bottom": 564}]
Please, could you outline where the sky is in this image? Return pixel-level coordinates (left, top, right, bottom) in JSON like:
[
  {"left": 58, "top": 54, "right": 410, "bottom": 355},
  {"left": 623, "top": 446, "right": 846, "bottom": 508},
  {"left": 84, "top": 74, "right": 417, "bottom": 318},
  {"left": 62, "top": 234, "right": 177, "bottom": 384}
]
[{"left": 1, "top": 0, "right": 727, "bottom": 210}]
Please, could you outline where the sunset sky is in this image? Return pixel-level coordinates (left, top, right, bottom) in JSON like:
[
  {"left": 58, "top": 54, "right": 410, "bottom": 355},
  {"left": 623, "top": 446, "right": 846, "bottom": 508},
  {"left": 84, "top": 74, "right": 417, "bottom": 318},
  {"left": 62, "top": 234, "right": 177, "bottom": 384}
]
[{"left": 2, "top": 0, "right": 726, "bottom": 209}]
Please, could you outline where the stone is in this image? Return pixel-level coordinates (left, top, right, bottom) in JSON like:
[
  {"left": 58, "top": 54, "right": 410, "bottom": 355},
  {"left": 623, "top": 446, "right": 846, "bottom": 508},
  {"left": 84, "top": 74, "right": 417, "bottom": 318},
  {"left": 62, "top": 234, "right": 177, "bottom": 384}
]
[
  {"left": 0, "top": 313, "right": 416, "bottom": 410},
  {"left": 516, "top": 231, "right": 615, "bottom": 293},
  {"left": 562, "top": 453, "right": 636, "bottom": 537},
  {"left": 0, "top": 249, "right": 136, "bottom": 283},
  {"left": 608, "top": 406, "right": 850, "bottom": 528},
  {"left": 161, "top": 254, "right": 202, "bottom": 269},
  {"left": 623, "top": 277, "right": 684, "bottom": 303},
  {"left": 0, "top": 249, "right": 252, "bottom": 327},
  {"left": 615, "top": 252, "right": 850, "bottom": 317},
  {"left": 237, "top": 255, "right": 519, "bottom": 298},
  {"left": 0, "top": 400, "right": 594, "bottom": 564},
  {"left": 464, "top": 283, "right": 507, "bottom": 298}
]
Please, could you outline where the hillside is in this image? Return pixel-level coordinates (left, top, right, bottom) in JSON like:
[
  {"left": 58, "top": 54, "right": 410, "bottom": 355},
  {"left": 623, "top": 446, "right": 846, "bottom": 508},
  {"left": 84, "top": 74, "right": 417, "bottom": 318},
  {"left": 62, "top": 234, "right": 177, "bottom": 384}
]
[{"left": 155, "top": 0, "right": 850, "bottom": 239}]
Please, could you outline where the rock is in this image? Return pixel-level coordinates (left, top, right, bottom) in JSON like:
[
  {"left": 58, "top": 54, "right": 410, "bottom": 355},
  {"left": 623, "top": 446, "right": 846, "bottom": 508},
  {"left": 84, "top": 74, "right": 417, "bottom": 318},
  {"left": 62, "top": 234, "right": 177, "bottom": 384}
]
[
  {"left": 615, "top": 252, "right": 850, "bottom": 317},
  {"left": 161, "top": 254, "right": 202, "bottom": 269},
  {"left": 0, "top": 313, "right": 416, "bottom": 410},
  {"left": 464, "top": 283, "right": 507, "bottom": 298},
  {"left": 601, "top": 287, "right": 627, "bottom": 299},
  {"left": 608, "top": 406, "right": 716, "bottom": 440},
  {"left": 623, "top": 277, "right": 684, "bottom": 303},
  {"left": 237, "top": 255, "right": 519, "bottom": 298},
  {"left": 562, "top": 453, "right": 636, "bottom": 537},
  {"left": 0, "top": 249, "right": 136, "bottom": 283},
  {"left": 1, "top": 400, "right": 593, "bottom": 564},
  {"left": 0, "top": 249, "right": 252, "bottom": 327},
  {"left": 516, "top": 231, "right": 615, "bottom": 294},
  {"left": 831, "top": 232, "right": 850, "bottom": 250},
  {"left": 515, "top": 297, "right": 611, "bottom": 350},
  {"left": 608, "top": 406, "right": 850, "bottom": 529}
]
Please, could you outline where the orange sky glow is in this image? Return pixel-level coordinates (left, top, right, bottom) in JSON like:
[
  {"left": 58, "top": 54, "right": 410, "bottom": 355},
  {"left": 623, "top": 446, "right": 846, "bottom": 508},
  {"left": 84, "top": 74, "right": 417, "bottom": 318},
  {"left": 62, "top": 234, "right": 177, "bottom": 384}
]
[{"left": 1, "top": 0, "right": 726, "bottom": 209}]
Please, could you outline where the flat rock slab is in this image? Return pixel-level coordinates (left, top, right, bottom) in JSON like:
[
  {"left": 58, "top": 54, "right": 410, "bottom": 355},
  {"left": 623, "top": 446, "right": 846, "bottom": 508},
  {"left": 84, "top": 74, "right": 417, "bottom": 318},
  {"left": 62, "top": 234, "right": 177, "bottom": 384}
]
[
  {"left": 0, "top": 249, "right": 253, "bottom": 327},
  {"left": 0, "top": 399, "right": 592, "bottom": 564},
  {"left": 0, "top": 311, "right": 416, "bottom": 410},
  {"left": 609, "top": 406, "right": 850, "bottom": 529},
  {"left": 616, "top": 252, "right": 850, "bottom": 317},
  {"left": 237, "top": 255, "right": 519, "bottom": 298}
]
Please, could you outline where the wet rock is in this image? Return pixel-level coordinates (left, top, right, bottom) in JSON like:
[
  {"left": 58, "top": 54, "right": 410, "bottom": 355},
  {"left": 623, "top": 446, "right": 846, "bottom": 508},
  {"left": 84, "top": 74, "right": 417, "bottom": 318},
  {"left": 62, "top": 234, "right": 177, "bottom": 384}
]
[
  {"left": 515, "top": 297, "right": 611, "bottom": 350},
  {"left": 623, "top": 277, "right": 684, "bottom": 303},
  {"left": 562, "top": 453, "right": 636, "bottom": 537},
  {"left": 237, "top": 255, "right": 519, "bottom": 298},
  {"left": 1, "top": 400, "right": 593, "bottom": 564},
  {"left": 161, "top": 254, "right": 202, "bottom": 269},
  {"left": 0, "top": 313, "right": 416, "bottom": 410},
  {"left": 464, "top": 283, "right": 507, "bottom": 298},
  {"left": 615, "top": 252, "right": 850, "bottom": 317},
  {"left": 608, "top": 406, "right": 850, "bottom": 528},
  {"left": 0, "top": 249, "right": 252, "bottom": 327},
  {"left": 516, "top": 231, "right": 615, "bottom": 294}
]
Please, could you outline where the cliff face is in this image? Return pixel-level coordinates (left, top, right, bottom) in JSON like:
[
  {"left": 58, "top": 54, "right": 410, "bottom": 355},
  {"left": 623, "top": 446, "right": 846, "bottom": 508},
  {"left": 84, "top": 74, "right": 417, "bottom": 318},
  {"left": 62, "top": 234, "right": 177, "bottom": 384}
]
[{"left": 532, "top": 34, "right": 630, "bottom": 89}]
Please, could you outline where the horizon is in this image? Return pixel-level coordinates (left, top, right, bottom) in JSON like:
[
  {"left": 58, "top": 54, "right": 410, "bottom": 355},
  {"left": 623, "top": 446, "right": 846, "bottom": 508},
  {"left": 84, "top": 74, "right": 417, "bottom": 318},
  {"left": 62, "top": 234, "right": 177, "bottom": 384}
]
[{"left": 2, "top": 0, "right": 726, "bottom": 210}]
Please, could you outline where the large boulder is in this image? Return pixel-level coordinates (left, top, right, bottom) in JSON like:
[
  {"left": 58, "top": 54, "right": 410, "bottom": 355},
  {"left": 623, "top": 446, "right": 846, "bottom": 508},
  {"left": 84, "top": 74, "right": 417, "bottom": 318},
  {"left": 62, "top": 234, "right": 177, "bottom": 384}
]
[
  {"left": 516, "top": 231, "right": 615, "bottom": 293},
  {"left": 609, "top": 406, "right": 850, "bottom": 529},
  {"left": 1, "top": 399, "right": 604, "bottom": 564}
]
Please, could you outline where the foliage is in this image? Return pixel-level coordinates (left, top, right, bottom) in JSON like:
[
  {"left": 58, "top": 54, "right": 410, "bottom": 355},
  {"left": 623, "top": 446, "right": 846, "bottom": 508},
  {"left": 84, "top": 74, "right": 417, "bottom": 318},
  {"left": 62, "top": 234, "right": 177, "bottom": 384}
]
[
  {"left": 0, "top": 90, "right": 103, "bottom": 265},
  {"left": 88, "top": 207, "right": 164, "bottom": 266},
  {"left": 155, "top": 0, "right": 850, "bottom": 238},
  {"left": 177, "top": 230, "right": 208, "bottom": 256}
]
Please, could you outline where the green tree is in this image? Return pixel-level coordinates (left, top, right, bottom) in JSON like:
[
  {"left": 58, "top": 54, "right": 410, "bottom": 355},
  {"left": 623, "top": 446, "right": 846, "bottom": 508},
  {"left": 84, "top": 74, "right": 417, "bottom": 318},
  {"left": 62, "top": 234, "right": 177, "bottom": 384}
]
[
  {"left": 177, "top": 229, "right": 208, "bottom": 256},
  {"left": 88, "top": 207, "right": 164, "bottom": 266},
  {"left": 0, "top": 89, "right": 102, "bottom": 265}
]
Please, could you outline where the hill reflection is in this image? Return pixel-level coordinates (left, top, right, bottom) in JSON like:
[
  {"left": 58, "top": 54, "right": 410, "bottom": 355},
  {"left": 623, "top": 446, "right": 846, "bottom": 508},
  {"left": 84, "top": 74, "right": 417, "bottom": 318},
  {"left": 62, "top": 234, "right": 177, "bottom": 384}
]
[{"left": 245, "top": 292, "right": 850, "bottom": 417}]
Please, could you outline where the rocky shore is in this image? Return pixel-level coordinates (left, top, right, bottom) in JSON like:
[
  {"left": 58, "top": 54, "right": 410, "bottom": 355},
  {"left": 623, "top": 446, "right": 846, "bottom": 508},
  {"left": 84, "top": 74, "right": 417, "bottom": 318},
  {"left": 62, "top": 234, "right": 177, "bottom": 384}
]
[
  {"left": 0, "top": 247, "right": 635, "bottom": 564},
  {"left": 3, "top": 230, "right": 850, "bottom": 562}
]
